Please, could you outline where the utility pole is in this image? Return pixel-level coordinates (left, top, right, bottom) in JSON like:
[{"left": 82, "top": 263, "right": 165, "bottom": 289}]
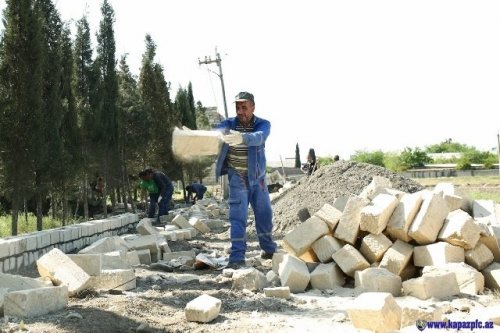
[
  {"left": 198, "top": 48, "right": 229, "bottom": 199},
  {"left": 198, "top": 48, "right": 229, "bottom": 119},
  {"left": 497, "top": 131, "right": 500, "bottom": 176}
]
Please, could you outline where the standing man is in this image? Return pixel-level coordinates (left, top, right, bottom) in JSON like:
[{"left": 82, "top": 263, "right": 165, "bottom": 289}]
[
  {"left": 138, "top": 168, "right": 174, "bottom": 224},
  {"left": 216, "top": 91, "right": 277, "bottom": 268}
]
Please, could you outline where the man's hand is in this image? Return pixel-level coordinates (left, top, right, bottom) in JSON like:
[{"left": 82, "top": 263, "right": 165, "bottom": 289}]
[
  {"left": 222, "top": 130, "right": 244, "bottom": 146},
  {"left": 157, "top": 196, "right": 163, "bottom": 203}
]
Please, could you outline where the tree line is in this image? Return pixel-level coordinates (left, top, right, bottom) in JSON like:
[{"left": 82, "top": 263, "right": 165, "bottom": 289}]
[{"left": 0, "top": 0, "right": 213, "bottom": 235}]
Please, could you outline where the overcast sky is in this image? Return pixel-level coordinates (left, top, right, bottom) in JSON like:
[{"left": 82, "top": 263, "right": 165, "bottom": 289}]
[{"left": 1, "top": 0, "right": 499, "bottom": 162}]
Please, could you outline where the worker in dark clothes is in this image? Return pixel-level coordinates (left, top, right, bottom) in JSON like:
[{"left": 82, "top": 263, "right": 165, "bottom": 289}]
[
  {"left": 138, "top": 168, "right": 174, "bottom": 223},
  {"left": 186, "top": 183, "right": 207, "bottom": 204}
]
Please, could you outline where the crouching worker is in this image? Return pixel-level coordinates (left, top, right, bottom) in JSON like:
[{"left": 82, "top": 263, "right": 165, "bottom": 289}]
[
  {"left": 186, "top": 182, "right": 207, "bottom": 204},
  {"left": 139, "top": 168, "right": 174, "bottom": 224}
]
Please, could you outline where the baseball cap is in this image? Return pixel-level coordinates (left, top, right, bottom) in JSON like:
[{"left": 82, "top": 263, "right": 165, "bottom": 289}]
[{"left": 234, "top": 91, "right": 254, "bottom": 103}]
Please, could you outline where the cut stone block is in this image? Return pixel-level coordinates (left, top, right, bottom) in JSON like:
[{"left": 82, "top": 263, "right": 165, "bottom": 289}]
[
  {"left": 402, "top": 272, "right": 460, "bottom": 300},
  {"left": 298, "top": 248, "right": 319, "bottom": 263},
  {"left": 79, "top": 236, "right": 129, "bottom": 254},
  {"left": 185, "top": 294, "right": 221, "bottom": 323},
  {"left": 310, "top": 263, "right": 345, "bottom": 290},
  {"left": 360, "top": 233, "right": 392, "bottom": 264},
  {"left": 479, "top": 224, "right": 500, "bottom": 261},
  {"left": 482, "top": 262, "right": 500, "bottom": 290},
  {"left": 313, "top": 203, "right": 342, "bottom": 231},
  {"left": 422, "top": 263, "right": 484, "bottom": 295},
  {"left": 67, "top": 254, "right": 102, "bottom": 276},
  {"left": 189, "top": 217, "right": 210, "bottom": 234},
  {"left": 443, "top": 194, "right": 463, "bottom": 212},
  {"left": 88, "top": 269, "right": 136, "bottom": 291},
  {"left": 232, "top": 268, "right": 268, "bottom": 291},
  {"left": 359, "top": 176, "right": 393, "bottom": 200},
  {"left": 355, "top": 267, "right": 402, "bottom": 296},
  {"left": 348, "top": 292, "right": 401, "bottom": 333},
  {"left": 264, "top": 287, "right": 291, "bottom": 299},
  {"left": 433, "top": 182, "right": 455, "bottom": 196},
  {"left": 126, "top": 251, "right": 141, "bottom": 266},
  {"left": 473, "top": 200, "right": 497, "bottom": 224},
  {"left": 278, "top": 254, "right": 310, "bottom": 293},
  {"left": 386, "top": 192, "right": 423, "bottom": 242},
  {"left": 413, "top": 242, "right": 465, "bottom": 267},
  {"left": 360, "top": 194, "right": 399, "bottom": 235},
  {"left": 136, "top": 249, "right": 151, "bottom": 265},
  {"left": 125, "top": 235, "right": 161, "bottom": 262},
  {"left": 163, "top": 250, "right": 196, "bottom": 261},
  {"left": 332, "top": 196, "right": 350, "bottom": 212},
  {"left": 172, "top": 215, "right": 192, "bottom": 229},
  {"left": 3, "top": 285, "right": 68, "bottom": 318},
  {"left": 331, "top": 244, "right": 370, "bottom": 278},
  {"left": 0, "top": 273, "right": 48, "bottom": 291},
  {"left": 102, "top": 251, "right": 131, "bottom": 270},
  {"left": 283, "top": 216, "right": 329, "bottom": 256},
  {"left": 408, "top": 192, "right": 450, "bottom": 244},
  {"left": 136, "top": 218, "right": 159, "bottom": 236},
  {"left": 400, "top": 305, "right": 442, "bottom": 328},
  {"left": 272, "top": 252, "right": 286, "bottom": 274},
  {"left": 164, "top": 225, "right": 179, "bottom": 232},
  {"left": 438, "top": 209, "right": 481, "bottom": 250},
  {"left": 400, "top": 264, "right": 418, "bottom": 282},
  {"left": 379, "top": 240, "right": 414, "bottom": 276},
  {"left": 205, "top": 219, "right": 225, "bottom": 229},
  {"left": 311, "top": 235, "right": 343, "bottom": 263},
  {"left": 334, "top": 197, "right": 370, "bottom": 245},
  {"left": 36, "top": 248, "right": 90, "bottom": 296},
  {"left": 265, "top": 270, "right": 280, "bottom": 284},
  {"left": 465, "top": 242, "right": 494, "bottom": 271}
]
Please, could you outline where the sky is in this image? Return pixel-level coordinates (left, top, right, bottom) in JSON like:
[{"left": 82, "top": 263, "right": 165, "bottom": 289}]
[{"left": 1, "top": 0, "right": 499, "bottom": 163}]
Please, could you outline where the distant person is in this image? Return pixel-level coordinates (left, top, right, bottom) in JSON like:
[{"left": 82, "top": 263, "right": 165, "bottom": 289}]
[
  {"left": 186, "top": 182, "right": 207, "bottom": 204},
  {"left": 215, "top": 91, "right": 277, "bottom": 269},
  {"left": 302, "top": 148, "right": 318, "bottom": 176},
  {"left": 138, "top": 168, "right": 174, "bottom": 224},
  {"left": 333, "top": 155, "right": 340, "bottom": 162}
]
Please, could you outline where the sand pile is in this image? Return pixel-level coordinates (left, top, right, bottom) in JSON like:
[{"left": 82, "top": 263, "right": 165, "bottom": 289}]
[{"left": 272, "top": 161, "right": 424, "bottom": 233}]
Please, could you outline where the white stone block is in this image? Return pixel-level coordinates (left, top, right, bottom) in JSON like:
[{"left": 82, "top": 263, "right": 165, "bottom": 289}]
[
  {"left": 334, "top": 197, "right": 370, "bottom": 245},
  {"left": 264, "top": 287, "right": 291, "bottom": 299},
  {"left": 348, "top": 292, "right": 401, "bottom": 333},
  {"left": 386, "top": 192, "right": 423, "bottom": 242},
  {"left": 88, "top": 269, "right": 136, "bottom": 291},
  {"left": 408, "top": 192, "right": 450, "bottom": 244},
  {"left": 313, "top": 203, "right": 342, "bottom": 231},
  {"left": 422, "top": 263, "right": 484, "bottom": 295},
  {"left": 360, "top": 233, "right": 392, "bottom": 263},
  {"left": 331, "top": 244, "right": 370, "bottom": 278},
  {"left": 79, "top": 236, "right": 130, "bottom": 254},
  {"left": 482, "top": 262, "right": 500, "bottom": 290},
  {"left": 189, "top": 217, "right": 210, "bottom": 234},
  {"left": 438, "top": 209, "right": 481, "bottom": 249},
  {"left": 283, "top": 216, "right": 329, "bottom": 256},
  {"left": 473, "top": 200, "right": 497, "bottom": 224},
  {"left": 355, "top": 267, "right": 402, "bottom": 296},
  {"left": 67, "top": 254, "right": 102, "bottom": 276},
  {"left": 360, "top": 193, "right": 399, "bottom": 235},
  {"left": 310, "top": 263, "right": 345, "bottom": 290},
  {"left": 379, "top": 240, "right": 414, "bottom": 276},
  {"left": 136, "top": 218, "right": 159, "bottom": 236},
  {"left": 36, "top": 248, "right": 90, "bottom": 296},
  {"left": 465, "top": 242, "right": 494, "bottom": 271},
  {"left": 172, "top": 215, "right": 192, "bottom": 229},
  {"left": 185, "top": 294, "right": 221, "bottom": 323},
  {"left": 232, "top": 268, "right": 268, "bottom": 291},
  {"left": 126, "top": 250, "right": 141, "bottom": 266},
  {"left": 3, "top": 285, "right": 68, "bottom": 318},
  {"left": 311, "top": 235, "right": 343, "bottom": 263},
  {"left": 402, "top": 272, "right": 460, "bottom": 300},
  {"left": 136, "top": 249, "right": 151, "bottom": 265},
  {"left": 400, "top": 305, "right": 442, "bottom": 328},
  {"left": 413, "top": 242, "right": 465, "bottom": 267},
  {"left": 359, "top": 176, "right": 393, "bottom": 200},
  {"left": 278, "top": 254, "right": 310, "bottom": 293},
  {"left": 479, "top": 224, "right": 500, "bottom": 261}
]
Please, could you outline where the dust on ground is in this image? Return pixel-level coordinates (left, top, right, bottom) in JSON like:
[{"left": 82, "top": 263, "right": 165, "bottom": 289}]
[{"left": 272, "top": 161, "right": 424, "bottom": 233}]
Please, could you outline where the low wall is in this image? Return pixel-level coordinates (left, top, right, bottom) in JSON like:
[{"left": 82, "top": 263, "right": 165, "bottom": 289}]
[
  {"left": 403, "top": 169, "right": 500, "bottom": 179},
  {"left": 0, "top": 212, "right": 139, "bottom": 273}
]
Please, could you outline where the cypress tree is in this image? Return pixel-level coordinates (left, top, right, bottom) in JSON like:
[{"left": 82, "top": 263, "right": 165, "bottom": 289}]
[
  {"left": 295, "top": 143, "right": 301, "bottom": 168},
  {"left": 0, "top": 0, "right": 44, "bottom": 235},
  {"left": 187, "top": 83, "right": 197, "bottom": 130}
]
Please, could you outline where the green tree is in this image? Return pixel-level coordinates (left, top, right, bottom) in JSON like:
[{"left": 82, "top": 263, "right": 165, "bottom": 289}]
[
  {"left": 295, "top": 143, "right": 301, "bottom": 168},
  {"left": 399, "top": 147, "right": 432, "bottom": 169},
  {"left": 0, "top": 0, "right": 44, "bottom": 235},
  {"left": 73, "top": 15, "right": 96, "bottom": 220},
  {"left": 351, "top": 150, "right": 385, "bottom": 167},
  {"left": 95, "top": 0, "right": 119, "bottom": 216},
  {"left": 186, "top": 82, "right": 197, "bottom": 130},
  {"left": 195, "top": 101, "right": 210, "bottom": 129},
  {"left": 426, "top": 139, "right": 472, "bottom": 153}
]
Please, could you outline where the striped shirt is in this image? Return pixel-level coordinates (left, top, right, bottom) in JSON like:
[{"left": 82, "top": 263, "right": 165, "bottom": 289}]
[{"left": 227, "top": 117, "right": 255, "bottom": 174}]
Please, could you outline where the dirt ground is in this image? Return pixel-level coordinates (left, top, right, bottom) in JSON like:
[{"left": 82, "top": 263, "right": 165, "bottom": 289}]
[{"left": 2, "top": 164, "right": 500, "bottom": 333}]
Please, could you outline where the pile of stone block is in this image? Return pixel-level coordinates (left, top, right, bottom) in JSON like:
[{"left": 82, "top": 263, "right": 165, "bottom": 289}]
[{"left": 271, "top": 176, "right": 500, "bottom": 328}]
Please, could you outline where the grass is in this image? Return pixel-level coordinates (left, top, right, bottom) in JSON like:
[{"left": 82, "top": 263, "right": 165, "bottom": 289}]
[
  {"left": 0, "top": 213, "right": 64, "bottom": 238},
  {"left": 413, "top": 175, "right": 500, "bottom": 203}
]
